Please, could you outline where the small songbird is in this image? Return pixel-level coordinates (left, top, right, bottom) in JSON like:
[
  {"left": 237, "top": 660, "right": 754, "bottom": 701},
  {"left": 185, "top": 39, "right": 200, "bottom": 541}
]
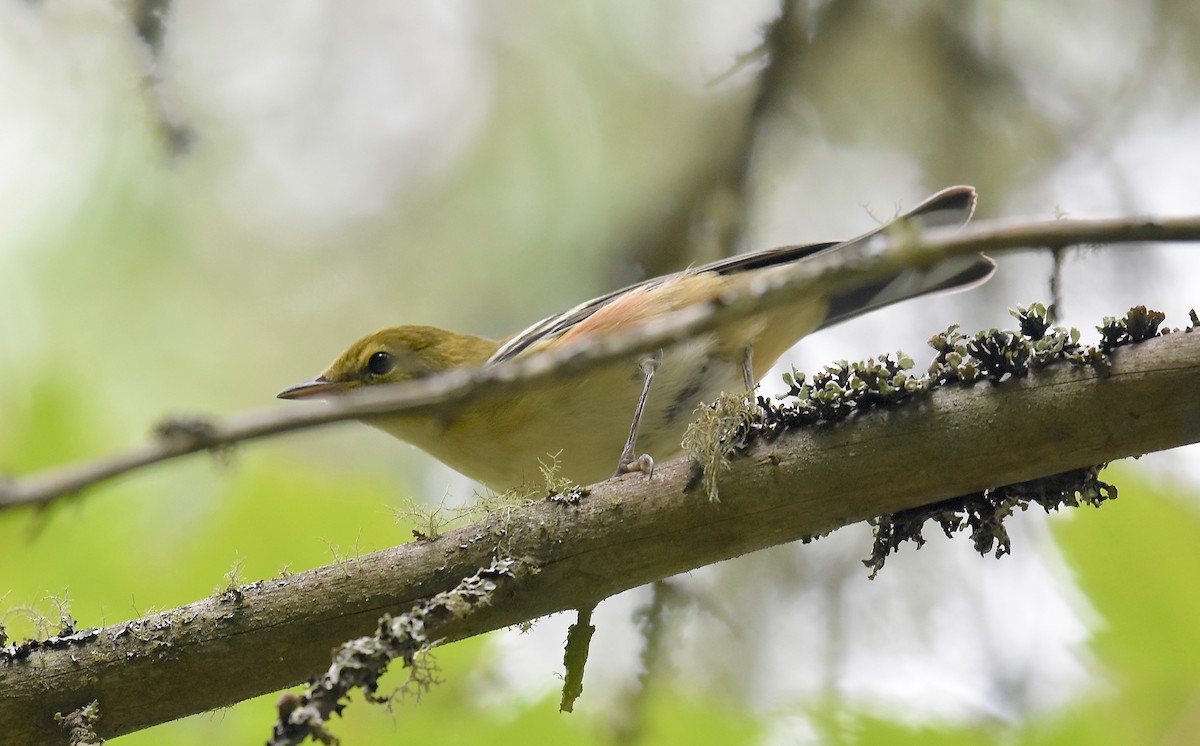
[{"left": 279, "top": 186, "right": 993, "bottom": 491}]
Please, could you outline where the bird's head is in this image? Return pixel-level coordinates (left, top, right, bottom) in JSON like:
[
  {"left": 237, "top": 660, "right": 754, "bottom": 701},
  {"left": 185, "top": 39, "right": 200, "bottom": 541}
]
[{"left": 277, "top": 325, "right": 496, "bottom": 400}]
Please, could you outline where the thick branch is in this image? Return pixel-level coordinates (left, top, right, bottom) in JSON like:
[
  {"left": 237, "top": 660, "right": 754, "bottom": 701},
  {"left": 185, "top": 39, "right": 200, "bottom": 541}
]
[
  {"left": 3, "top": 214, "right": 1200, "bottom": 512},
  {"left": 3, "top": 331, "right": 1198, "bottom": 743}
]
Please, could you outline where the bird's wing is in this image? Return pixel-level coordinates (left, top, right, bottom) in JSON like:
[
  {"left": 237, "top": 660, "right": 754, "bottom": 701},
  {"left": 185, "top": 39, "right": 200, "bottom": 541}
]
[{"left": 487, "top": 185, "right": 985, "bottom": 365}]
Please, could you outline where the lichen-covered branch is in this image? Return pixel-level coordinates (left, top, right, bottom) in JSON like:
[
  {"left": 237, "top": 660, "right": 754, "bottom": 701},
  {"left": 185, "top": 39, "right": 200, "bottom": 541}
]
[
  {"left": 269, "top": 559, "right": 521, "bottom": 746},
  {"left": 3, "top": 314, "right": 1199, "bottom": 743}
]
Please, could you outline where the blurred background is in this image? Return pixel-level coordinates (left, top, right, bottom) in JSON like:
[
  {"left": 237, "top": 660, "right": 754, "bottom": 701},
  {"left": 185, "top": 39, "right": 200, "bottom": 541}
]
[{"left": 2, "top": 1, "right": 1199, "bottom": 743}]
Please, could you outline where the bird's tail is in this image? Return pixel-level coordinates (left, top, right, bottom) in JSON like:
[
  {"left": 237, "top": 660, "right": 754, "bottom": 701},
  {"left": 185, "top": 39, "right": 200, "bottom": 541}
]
[{"left": 817, "top": 185, "right": 994, "bottom": 328}]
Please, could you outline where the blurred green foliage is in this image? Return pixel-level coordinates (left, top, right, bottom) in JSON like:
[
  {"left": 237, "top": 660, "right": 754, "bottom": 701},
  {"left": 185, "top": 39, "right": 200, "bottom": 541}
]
[
  {"left": 807, "top": 469, "right": 1200, "bottom": 746},
  {"left": 1043, "top": 470, "right": 1200, "bottom": 746}
]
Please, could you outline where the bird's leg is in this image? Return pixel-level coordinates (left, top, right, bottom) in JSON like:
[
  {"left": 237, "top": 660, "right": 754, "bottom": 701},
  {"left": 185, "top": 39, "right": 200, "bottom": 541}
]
[
  {"left": 742, "top": 347, "right": 765, "bottom": 420},
  {"left": 740, "top": 347, "right": 755, "bottom": 393},
  {"left": 615, "top": 350, "right": 663, "bottom": 478}
]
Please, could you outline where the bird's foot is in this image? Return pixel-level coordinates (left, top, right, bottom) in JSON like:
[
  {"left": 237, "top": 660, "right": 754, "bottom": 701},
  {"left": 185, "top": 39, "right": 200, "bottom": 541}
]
[{"left": 615, "top": 452, "right": 655, "bottom": 479}]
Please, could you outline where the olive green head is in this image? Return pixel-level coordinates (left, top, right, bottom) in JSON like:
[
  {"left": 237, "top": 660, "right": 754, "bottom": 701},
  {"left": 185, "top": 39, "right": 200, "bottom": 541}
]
[{"left": 277, "top": 325, "right": 497, "bottom": 400}]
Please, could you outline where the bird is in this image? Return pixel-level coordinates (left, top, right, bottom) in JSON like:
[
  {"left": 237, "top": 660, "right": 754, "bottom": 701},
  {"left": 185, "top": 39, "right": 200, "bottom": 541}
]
[{"left": 278, "top": 186, "right": 993, "bottom": 491}]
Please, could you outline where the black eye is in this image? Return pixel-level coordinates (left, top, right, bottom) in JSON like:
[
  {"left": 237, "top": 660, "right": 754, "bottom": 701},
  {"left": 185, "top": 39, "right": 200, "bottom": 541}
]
[{"left": 367, "top": 351, "right": 395, "bottom": 376}]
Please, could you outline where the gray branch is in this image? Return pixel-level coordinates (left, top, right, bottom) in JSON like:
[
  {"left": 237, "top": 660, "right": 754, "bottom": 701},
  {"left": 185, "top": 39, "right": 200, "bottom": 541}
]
[{"left": 3, "top": 213, "right": 1200, "bottom": 512}]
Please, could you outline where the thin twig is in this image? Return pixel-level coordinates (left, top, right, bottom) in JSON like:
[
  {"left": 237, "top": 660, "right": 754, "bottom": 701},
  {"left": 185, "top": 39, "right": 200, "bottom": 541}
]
[{"left": 3, "top": 214, "right": 1200, "bottom": 512}]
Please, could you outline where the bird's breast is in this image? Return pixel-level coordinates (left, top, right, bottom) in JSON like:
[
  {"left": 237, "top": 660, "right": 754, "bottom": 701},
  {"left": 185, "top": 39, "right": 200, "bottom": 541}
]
[{"left": 639, "top": 336, "right": 743, "bottom": 438}]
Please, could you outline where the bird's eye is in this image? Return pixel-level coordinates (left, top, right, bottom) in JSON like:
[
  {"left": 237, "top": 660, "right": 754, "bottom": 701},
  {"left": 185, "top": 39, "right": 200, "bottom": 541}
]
[{"left": 366, "top": 351, "right": 395, "bottom": 376}]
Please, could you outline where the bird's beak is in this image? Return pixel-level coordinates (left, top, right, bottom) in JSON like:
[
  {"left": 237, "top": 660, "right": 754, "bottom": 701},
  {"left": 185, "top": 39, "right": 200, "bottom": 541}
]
[{"left": 277, "top": 376, "right": 348, "bottom": 400}]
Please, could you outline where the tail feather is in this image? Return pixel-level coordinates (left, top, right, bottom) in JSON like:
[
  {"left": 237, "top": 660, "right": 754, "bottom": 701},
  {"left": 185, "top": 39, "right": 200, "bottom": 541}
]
[
  {"left": 822, "top": 253, "right": 995, "bottom": 328},
  {"left": 817, "top": 185, "right": 993, "bottom": 328}
]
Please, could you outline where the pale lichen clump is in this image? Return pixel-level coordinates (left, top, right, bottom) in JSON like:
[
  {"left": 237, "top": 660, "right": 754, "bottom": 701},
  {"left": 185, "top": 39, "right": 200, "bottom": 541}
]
[{"left": 681, "top": 392, "right": 759, "bottom": 502}]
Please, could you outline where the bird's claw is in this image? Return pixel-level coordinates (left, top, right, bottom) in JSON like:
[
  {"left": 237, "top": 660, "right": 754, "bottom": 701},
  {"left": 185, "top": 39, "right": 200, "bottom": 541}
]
[{"left": 616, "top": 453, "right": 655, "bottom": 479}]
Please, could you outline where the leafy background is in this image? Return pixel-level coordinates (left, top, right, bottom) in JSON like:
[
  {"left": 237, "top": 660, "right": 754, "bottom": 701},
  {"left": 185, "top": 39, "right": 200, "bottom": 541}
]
[{"left": 2, "top": 1, "right": 1198, "bottom": 743}]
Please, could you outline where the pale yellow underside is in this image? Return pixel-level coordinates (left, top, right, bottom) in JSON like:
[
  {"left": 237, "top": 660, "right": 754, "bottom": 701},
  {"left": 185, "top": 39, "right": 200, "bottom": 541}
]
[{"left": 370, "top": 271, "right": 828, "bottom": 490}]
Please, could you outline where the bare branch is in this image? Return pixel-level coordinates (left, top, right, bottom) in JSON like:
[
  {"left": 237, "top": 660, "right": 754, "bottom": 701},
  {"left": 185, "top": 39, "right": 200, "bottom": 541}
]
[
  {"left": 3, "top": 328, "right": 1199, "bottom": 743},
  {"left": 2, "top": 214, "right": 1200, "bottom": 513}
]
